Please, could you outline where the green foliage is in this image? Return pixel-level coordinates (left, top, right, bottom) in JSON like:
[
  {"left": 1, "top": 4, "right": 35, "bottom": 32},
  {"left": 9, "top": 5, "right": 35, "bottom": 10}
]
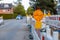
[
  {"left": 0, "top": 14, "right": 13, "bottom": 19},
  {"left": 0, "top": 14, "right": 18, "bottom": 19},
  {"left": 30, "top": 0, "right": 57, "bottom": 14},
  {"left": 27, "top": 7, "right": 34, "bottom": 15},
  {"left": 13, "top": 3, "right": 25, "bottom": 16}
]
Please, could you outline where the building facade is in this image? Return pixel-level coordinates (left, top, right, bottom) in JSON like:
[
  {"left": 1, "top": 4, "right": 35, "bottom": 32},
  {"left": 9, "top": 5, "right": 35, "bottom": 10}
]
[{"left": 0, "top": 3, "right": 13, "bottom": 14}]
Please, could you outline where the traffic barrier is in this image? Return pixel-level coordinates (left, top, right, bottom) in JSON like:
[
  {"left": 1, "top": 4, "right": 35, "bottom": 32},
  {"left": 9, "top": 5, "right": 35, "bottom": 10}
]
[
  {"left": 53, "top": 31, "right": 59, "bottom": 40},
  {"left": 41, "top": 35, "right": 44, "bottom": 40},
  {"left": 29, "top": 34, "right": 33, "bottom": 40},
  {"left": 40, "top": 32, "right": 45, "bottom": 40},
  {"left": 43, "top": 15, "right": 60, "bottom": 40},
  {"left": 27, "top": 25, "right": 33, "bottom": 40},
  {"left": 31, "top": 25, "right": 40, "bottom": 40},
  {"left": 30, "top": 15, "right": 60, "bottom": 40},
  {"left": 46, "top": 25, "right": 51, "bottom": 36},
  {"left": 45, "top": 15, "right": 60, "bottom": 28},
  {"left": 27, "top": 25, "right": 32, "bottom": 32},
  {"left": 40, "top": 25, "right": 53, "bottom": 40}
]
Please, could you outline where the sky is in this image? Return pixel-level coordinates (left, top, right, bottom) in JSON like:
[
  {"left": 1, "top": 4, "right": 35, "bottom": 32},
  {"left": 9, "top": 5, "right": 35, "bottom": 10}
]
[
  {"left": 22, "top": 0, "right": 30, "bottom": 10},
  {"left": 0, "top": 0, "right": 30, "bottom": 10}
]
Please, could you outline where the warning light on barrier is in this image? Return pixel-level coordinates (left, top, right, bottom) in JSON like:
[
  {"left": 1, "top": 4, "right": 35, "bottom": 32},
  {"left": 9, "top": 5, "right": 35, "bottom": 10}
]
[{"left": 33, "top": 9, "right": 44, "bottom": 21}]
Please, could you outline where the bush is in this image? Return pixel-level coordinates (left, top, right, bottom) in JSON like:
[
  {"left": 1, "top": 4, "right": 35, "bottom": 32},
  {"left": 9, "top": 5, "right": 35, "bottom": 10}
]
[{"left": 0, "top": 14, "right": 18, "bottom": 19}]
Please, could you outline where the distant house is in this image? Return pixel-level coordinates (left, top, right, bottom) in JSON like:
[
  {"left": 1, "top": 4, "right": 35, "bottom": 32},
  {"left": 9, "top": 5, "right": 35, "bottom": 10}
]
[{"left": 0, "top": 3, "right": 13, "bottom": 14}]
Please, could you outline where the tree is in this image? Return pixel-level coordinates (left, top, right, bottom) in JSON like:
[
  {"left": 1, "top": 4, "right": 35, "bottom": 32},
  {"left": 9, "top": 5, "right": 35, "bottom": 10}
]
[
  {"left": 13, "top": 3, "right": 25, "bottom": 16},
  {"left": 30, "top": 0, "right": 57, "bottom": 14},
  {"left": 27, "top": 7, "right": 34, "bottom": 15}
]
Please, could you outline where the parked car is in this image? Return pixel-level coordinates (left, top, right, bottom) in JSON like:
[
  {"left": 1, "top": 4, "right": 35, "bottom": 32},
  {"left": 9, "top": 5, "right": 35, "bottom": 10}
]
[
  {"left": 16, "top": 15, "right": 23, "bottom": 20},
  {"left": 0, "top": 17, "right": 4, "bottom": 25},
  {"left": 20, "top": 16, "right": 23, "bottom": 19}
]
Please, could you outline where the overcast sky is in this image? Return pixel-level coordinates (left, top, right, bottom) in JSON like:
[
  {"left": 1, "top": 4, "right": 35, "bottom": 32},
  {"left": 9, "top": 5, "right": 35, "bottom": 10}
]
[
  {"left": 1, "top": 0, "right": 30, "bottom": 10},
  {"left": 22, "top": 0, "right": 30, "bottom": 10}
]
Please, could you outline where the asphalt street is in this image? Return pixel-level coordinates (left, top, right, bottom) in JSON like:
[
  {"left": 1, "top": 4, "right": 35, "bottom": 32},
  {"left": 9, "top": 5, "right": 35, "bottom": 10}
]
[{"left": 0, "top": 18, "right": 30, "bottom": 40}]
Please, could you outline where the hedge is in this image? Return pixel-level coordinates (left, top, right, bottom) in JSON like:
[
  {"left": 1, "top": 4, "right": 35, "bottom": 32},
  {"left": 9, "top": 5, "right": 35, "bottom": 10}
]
[{"left": 0, "top": 14, "right": 18, "bottom": 19}]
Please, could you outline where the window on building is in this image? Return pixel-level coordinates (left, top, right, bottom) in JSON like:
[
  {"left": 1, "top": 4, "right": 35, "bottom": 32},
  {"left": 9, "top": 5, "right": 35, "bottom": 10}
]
[
  {"left": 4, "top": 4, "right": 9, "bottom": 8},
  {"left": 8, "top": 9, "right": 9, "bottom": 11}
]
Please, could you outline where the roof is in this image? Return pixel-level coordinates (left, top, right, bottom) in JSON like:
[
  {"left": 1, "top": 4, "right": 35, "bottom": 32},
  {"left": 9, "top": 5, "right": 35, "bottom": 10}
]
[{"left": 0, "top": 3, "right": 13, "bottom": 9}]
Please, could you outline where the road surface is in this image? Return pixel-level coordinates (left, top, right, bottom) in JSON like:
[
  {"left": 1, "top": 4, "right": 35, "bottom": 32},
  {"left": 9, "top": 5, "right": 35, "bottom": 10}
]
[{"left": 0, "top": 18, "right": 30, "bottom": 40}]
